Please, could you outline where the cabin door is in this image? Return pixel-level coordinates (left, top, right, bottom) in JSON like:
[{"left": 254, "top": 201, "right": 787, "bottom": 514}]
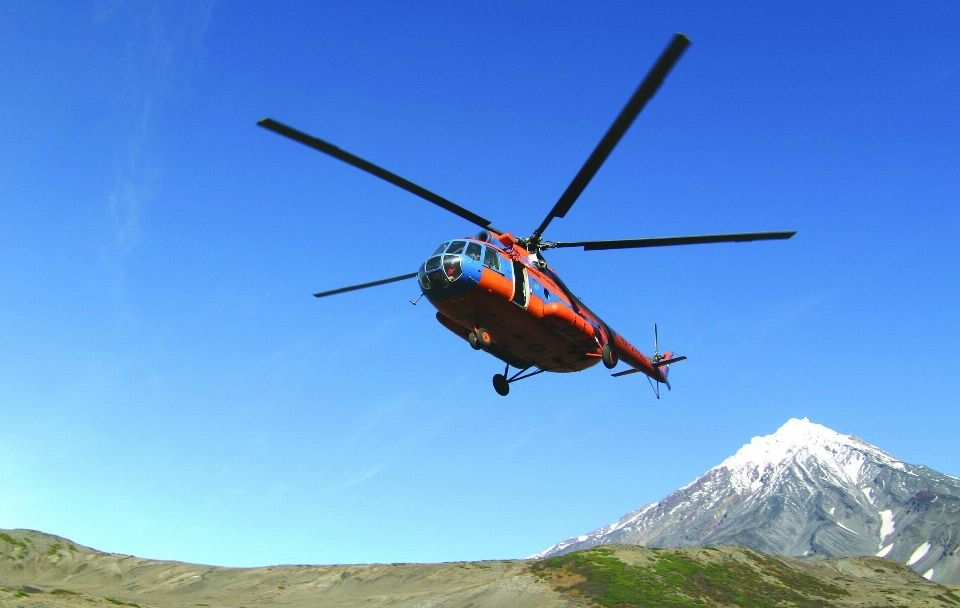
[{"left": 511, "top": 261, "right": 528, "bottom": 308}]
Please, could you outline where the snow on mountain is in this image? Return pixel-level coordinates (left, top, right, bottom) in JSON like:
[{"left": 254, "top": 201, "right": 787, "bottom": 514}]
[{"left": 533, "top": 418, "right": 960, "bottom": 585}]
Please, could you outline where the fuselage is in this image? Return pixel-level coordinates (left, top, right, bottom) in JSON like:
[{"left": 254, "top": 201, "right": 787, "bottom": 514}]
[{"left": 418, "top": 230, "right": 666, "bottom": 381}]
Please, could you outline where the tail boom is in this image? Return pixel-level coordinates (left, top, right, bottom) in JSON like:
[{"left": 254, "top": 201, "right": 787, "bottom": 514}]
[{"left": 610, "top": 333, "right": 668, "bottom": 383}]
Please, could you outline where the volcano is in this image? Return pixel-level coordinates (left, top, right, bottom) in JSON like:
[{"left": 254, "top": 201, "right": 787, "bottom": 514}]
[{"left": 533, "top": 418, "right": 960, "bottom": 584}]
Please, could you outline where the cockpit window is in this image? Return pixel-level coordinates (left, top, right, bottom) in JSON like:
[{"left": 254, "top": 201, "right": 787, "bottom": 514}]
[
  {"left": 465, "top": 242, "right": 482, "bottom": 261},
  {"left": 482, "top": 245, "right": 501, "bottom": 271},
  {"left": 442, "top": 254, "right": 462, "bottom": 281},
  {"left": 446, "top": 240, "right": 466, "bottom": 254},
  {"left": 425, "top": 255, "right": 442, "bottom": 272},
  {"left": 427, "top": 269, "right": 448, "bottom": 289},
  {"left": 432, "top": 242, "right": 449, "bottom": 256},
  {"left": 420, "top": 254, "right": 462, "bottom": 290}
]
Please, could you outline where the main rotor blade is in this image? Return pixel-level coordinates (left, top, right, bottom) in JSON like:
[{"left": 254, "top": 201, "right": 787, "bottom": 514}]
[
  {"left": 258, "top": 118, "right": 497, "bottom": 232},
  {"left": 313, "top": 272, "right": 418, "bottom": 298},
  {"left": 532, "top": 33, "right": 691, "bottom": 240},
  {"left": 550, "top": 231, "right": 796, "bottom": 251}
]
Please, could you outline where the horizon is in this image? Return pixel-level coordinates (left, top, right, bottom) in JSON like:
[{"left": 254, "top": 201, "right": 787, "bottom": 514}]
[
  {"left": 1, "top": 414, "right": 951, "bottom": 568},
  {"left": 2, "top": 2, "right": 958, "bottom": 568}
]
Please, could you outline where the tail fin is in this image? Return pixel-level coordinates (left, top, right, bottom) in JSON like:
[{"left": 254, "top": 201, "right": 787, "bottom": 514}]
[
  {"left": 659, "top": 351, "right": 674, "bottom": 383},
  {"left": 652, "top": 351, "right": 687, "bottom": 387}
]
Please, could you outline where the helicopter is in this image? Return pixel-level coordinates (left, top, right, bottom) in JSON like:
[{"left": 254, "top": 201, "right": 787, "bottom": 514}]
[{"left": 257, "top": 33, "right": 794, "bottom": 397}]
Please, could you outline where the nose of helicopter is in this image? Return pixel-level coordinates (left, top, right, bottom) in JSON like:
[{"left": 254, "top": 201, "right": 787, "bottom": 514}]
[
  {"left": 417, "top": 244, "right": 484, "bottom": 297},
  {"left": 418, "top": 252, "right": 464, "bottom": 292}
]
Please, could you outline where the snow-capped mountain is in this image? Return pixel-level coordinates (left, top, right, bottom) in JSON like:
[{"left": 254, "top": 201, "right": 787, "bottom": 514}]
[{"left": 533, "top": 418, "right": 960, "bottom": 584}]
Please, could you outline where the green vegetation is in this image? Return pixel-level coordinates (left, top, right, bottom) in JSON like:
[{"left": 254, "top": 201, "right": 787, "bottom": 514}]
[
  {"left": 47, "top": 542, "right": 63, "bottom": 556},
  {"left": 52, "top": 589, "right": 81, "bottom": 595},
  {"left": 530, "top": 546, "right": 849, "bottom": 608},
  {"left": 0, "top": 532, "right": 26, "bottom": 548},
  {"left": 14, "top": 591, "right": 28, "bottom": 598},
  {"left": 103, "top": 598, "right": 139, "bottom": 608}
]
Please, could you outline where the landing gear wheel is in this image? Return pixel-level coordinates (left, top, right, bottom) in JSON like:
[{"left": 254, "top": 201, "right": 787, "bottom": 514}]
[
  {"left": 468, "top": 331, "right": 482, "bottom": 350},
  {"left": 475, "top": 327, "right": 492, "bottom": 349},
  {"left": 601, "top": 344, "right": 618, "bottom": 369},
  {"left": 493, "top": 373, "right": 510, "bottom": 396}
]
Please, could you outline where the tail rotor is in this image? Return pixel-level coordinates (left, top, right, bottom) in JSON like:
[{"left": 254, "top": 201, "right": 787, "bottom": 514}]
[
  {"left": 648, "top": 323, "right": 686, "bottom": 398},
  {"left": 653, "top": 323, "right": 661, "bottom": 364}
]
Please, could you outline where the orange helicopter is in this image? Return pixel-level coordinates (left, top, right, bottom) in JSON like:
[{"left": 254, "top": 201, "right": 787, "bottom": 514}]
[{"left": 258, "top": 33, "right": 794, "bottom": 397}]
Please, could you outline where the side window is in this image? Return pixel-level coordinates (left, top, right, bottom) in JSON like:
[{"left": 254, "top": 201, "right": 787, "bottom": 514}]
[
  {"left": 482, "top": 245, "right": 501, "bottom": 271},
  {"left": 446, "top": 241, "right": 466, "bottom": 254},
  {"left": 465, "top": 242, "right": 482, "bottom": 261},
  {"left": 499, "top": 252, "right": 512, "bottom": 280},
  {"left": 432, "top": 242, "right": 449, "bottom": 255}
]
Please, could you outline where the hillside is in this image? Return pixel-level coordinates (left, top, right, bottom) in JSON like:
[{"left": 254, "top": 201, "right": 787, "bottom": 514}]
[{"left": 2, "top": 529, "right": 960, "bottom": 607}]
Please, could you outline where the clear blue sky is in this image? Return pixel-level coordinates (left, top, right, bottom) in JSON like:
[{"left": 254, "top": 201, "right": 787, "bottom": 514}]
[{"left": 1, "top": 1, "right": 958, "bottom": 567}]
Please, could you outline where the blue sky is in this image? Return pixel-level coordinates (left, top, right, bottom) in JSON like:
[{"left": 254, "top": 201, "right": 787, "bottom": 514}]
[{"left": 1, "top": 1, "right": 958, "bottom": 567}]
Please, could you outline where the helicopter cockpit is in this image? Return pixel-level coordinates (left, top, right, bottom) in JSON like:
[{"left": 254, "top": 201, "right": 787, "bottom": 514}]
[{"left": 418, "top": 240, "right": 511, "bottom": 292}]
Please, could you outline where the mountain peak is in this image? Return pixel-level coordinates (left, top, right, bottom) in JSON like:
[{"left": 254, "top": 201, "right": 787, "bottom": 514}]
[
  {"left": 712, "top": 418, "right": 902, "bottom": 493},
  {"left": 735, "top": 416, "right": 859, "bottom": 456}
]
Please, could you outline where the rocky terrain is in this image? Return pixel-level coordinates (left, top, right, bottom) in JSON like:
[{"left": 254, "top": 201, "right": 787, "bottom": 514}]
[
  {"left": 2, "top": 528, "right": 960, "bottom": 607},
  {"left": 534, "top": 418, "right": 960, "bottom": 585}
]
